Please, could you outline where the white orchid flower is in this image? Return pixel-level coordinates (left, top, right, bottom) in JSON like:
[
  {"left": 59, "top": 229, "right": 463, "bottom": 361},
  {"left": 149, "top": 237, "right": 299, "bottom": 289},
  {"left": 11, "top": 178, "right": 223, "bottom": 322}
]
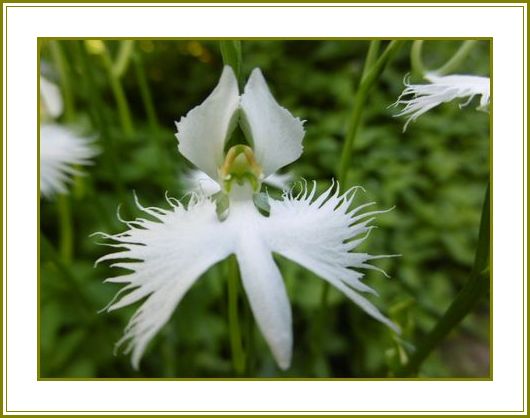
[
  {"left": 39, "top": 76, "right": 98, "bottom": 199},
  {"left": 96, "top": 66, "right": 399, "bottom": 370},
  {"left": 182, "top": 168, "right": 293, "bottom": 196},
  {"left": 393, "top": 73, "right": 490, "bottom": 131}
]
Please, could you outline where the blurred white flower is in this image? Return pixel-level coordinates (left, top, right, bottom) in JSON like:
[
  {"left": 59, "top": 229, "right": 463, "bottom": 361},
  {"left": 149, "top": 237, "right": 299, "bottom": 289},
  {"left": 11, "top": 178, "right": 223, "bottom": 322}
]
[
  {"left": 393, "top": 73, "right": 490, "bottom": 131},
  {"left": 39, "top": 76, "right": 98, "bottom": 198},
  {"left": 40, "top": 76, "right": 64, "bottom": 119},
  {"left": 97, "top": 66, "right": 398, "bottom": 370},
  {"left": 40, "top": 124, "right": 98, "bottom": 198}
]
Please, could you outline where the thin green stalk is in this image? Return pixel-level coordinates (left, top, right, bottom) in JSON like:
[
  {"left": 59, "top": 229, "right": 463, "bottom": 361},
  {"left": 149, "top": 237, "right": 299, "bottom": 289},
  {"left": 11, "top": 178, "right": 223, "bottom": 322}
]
[
  {"left": 133, "top": 51, "right": 160, "bottom": 133},
  {"left": 410, "top": 40, "right": 427, "bottom": 77},
  {"left": 338, "top": 40, "right": 402, "bottom": 186},
  {"left": 77, "top": 41, "right": 127, "bottom": 204},
  {"left": 411, "top": 40, "right": 478, "bottom": 78},
  {"left": 227, "top": 256, "right": 246, "bottom": 375},
  {"left": 57, "top": 193, "right": 73, "bottom": 263},
  {"left": 112, "top": 40, "right": 135, "bottom": 79},
  {"left": 132, "top": 50, "right": 171, "bottom": 180},
  {"left": 396, "top": 183, "right": 490, "bottom": 377},
  {"left": 49, "top": 41, "right": 75, "bottom": 122},
  {"left": 361, "top": 40, "right": 381, "bottom": 82},
  {"left": 100, "top": 43, "right": 135, "bottom": 137},
  {"left": 434, "top": 40, "right": 478, "bottom": 76},
  {"left": 220, "top": 40, "right": 242, "bottom": 83}
]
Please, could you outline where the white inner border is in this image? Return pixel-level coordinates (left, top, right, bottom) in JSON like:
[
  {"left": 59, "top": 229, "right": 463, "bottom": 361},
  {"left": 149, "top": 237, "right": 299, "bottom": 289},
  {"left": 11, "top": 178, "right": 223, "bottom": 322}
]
[{"left": 3, "top": 2, "right": 527, "bottom": 415}]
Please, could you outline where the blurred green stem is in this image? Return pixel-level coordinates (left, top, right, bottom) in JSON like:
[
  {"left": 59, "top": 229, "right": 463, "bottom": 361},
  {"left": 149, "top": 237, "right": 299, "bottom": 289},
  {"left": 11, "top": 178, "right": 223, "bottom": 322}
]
[
  {"left": 410, "top": 40, "right": 427, "bottom": 77},
  {"left": 361, "top": 40, "right": 381, "bottom": 82},
  {"left": 338, "top": 40, "right": 402, "bottom": 186},
  {"left": 435, "top": 40, "right": 478, "bottom": 76},
  {"left": 77, "top": 41, "right": 127, "bottom": 204},
  {"left": 132, "top": 49, "right": 171, "bottom": 180},
  {"left": 396, "top": 183, "right": 490, "bottom": 377},
  {"left": 227, "top": 256, "right": 246, "bottom": 375},
  {"left": 112, "top": 40, "right": 135, "bottom": 79},
  {"left": 411, "top": 40, "right": 478, "bottom": 78},
  {"left": 318, "top": 41, "right": 402, "bottom": 353},
  {"left": 220, "top": 40, "right": 242, "bottom": 84},
  {"left": 49, "top": 41, "right": 75, "bottom": 122},
  {"left": 57, "top": 194, "right": 73, "bottom": 263},
  {"left": 100, "top": 43, "right": 135, "bottom": 137}
]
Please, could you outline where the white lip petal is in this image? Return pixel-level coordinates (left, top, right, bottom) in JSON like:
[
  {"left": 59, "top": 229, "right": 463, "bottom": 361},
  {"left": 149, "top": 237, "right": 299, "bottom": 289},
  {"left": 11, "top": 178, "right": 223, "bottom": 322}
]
[
  {"left": 263, "top": 182, "right": 399, "bottom": 333},
  {"left": 40, "top": 76, "right": 64, "bottom": 119},
  {"left": 96, "top": 195, "right": 235, "bottom": 369},
  {"left": 40, "top": 123, "right": 98, "bottom": 198},
  {"left": 232, "top": 205, "right": 292, "bottom": 370},
  {"left": 393, "top": 74, "right": 490, "bottom": 131},
  {"left": 175, "top": 66, "right": 240, "bottom": 180},
  {"left": 240, "top": 68, "right": 305, "bottom": 177}
]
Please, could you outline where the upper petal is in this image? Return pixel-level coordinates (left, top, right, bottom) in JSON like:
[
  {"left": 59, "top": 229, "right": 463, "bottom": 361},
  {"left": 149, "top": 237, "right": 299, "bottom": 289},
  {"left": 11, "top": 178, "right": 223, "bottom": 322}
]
[
  {"left": 175, "top": 66, "right": 240, "bottom": 180},
  {"left": 262, "top": 182, "right": 399, "bottom": 333},
  {"left": 240, "top": 69, "right": 305, "bottom": 177},
  {"left": 96, "top": 194, "right": 235, "bottom": 368}
]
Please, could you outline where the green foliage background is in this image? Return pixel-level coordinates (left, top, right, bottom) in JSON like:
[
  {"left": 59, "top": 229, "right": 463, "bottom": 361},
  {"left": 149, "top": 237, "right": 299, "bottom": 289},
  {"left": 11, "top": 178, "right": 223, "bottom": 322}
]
[{"left": 39, "top": 40, "right": 490, "bottom": 378}]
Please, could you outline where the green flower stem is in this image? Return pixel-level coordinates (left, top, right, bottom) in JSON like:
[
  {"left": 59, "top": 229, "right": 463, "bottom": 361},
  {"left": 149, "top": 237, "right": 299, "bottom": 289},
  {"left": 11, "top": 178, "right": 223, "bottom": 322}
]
[
  {"left": 133, "top": 50, "right": 160, "bottom": 134},
  {"left": 220, "top": 40, "right": 242, "bottom": 84},
  {"left": 132, "top": 50, "right": 171, "bottom": 180},
  {"left": 49, "top": 41, "right": 75, "bottom": 122},
  {"left": 227, "top": 256, "right": 246, "bottom": 375},
  {"left": 57, "top": 193, "right": 73, "bottom": 263},
  {"left": 338, "top": 40, "right": 402, "bottom": 186},
  {"left": 77, "top": 41, "right": 127, "bottom": 203},
  {"left": 100, "top": 43, "right": 135, "bottom": 138},
  {"left": 411, "top": 40, "right": 478, "bottom": 78},
  {"left": 434, "top": 40, "right": 478, "bottom": 76},
  {"left": 112, "top": 40, "right": 135, "bottom": 79},
  {"left": 410, "top": 40, "right": 427, "bottom": 77},
  {"left": 361, "top": 40, "right": 381, "bottom": 82},
  {"left": 396, "top": 183, "right": 490, "bottom": 377},
  {"left": 319, "top": 42, "right": 402, "bottom": 349}
]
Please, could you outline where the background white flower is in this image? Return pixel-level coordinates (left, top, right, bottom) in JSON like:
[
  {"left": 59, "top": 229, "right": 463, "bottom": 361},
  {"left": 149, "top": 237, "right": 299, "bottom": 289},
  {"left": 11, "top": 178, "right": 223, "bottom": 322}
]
[
  {"left": 393, "top": 73, "right": 490, "bottom": 131},
  {"left": 40, "top": 124, "right": 98, "bottom": 198},
  {"left": 39, "top": 76, "right": 98, "bottom": 198},
  {"left": 98, "top": 66, "right": 398, "bottom": 370}
]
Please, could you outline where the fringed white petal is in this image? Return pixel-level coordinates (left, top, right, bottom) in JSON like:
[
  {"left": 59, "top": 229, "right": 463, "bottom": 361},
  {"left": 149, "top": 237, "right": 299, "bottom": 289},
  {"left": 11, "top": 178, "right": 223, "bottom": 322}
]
[
  {"left": 40, "top": 123, "right": 98, "bottom": 198},
  {"left": 263, "top": 182, "right": 400, "bottom": 333},
  {"left": 40, "top": 76, "right": 63, "bottom": 119},
  {"left": 393, "top": 74, "right": 490, "bottom": 131},
  {"left": 240, "top": 69, "right": 305, "bottom": 177},
  {"left": 175, "top": 66, "right": 240, "bottom": 180},
  {"left": 96, "top": 195, "right": 235, "bottom": 369}
]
